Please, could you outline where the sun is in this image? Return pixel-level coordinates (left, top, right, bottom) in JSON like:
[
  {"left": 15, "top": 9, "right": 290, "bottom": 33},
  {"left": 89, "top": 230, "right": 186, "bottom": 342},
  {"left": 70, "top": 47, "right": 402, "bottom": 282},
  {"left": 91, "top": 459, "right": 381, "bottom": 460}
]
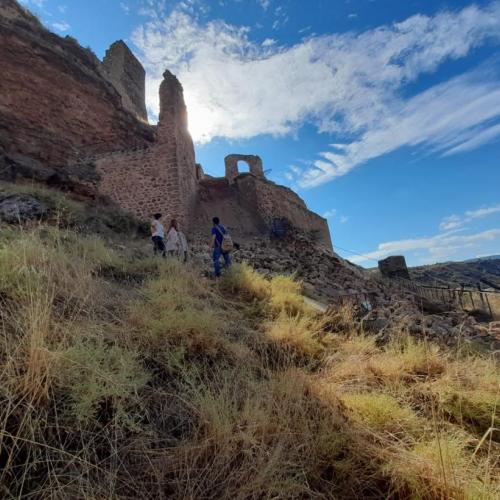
[{"left": 186, "top": 97, "right": 217, "bottom": 144}]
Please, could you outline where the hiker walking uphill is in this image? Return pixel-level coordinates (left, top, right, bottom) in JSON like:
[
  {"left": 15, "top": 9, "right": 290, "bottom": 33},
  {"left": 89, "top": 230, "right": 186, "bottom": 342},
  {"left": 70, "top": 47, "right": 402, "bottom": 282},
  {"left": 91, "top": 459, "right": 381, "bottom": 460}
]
[
  {"left": 211, "top": 216, "right": 233, "bottom": 277},
  {"left": 165, "top": 219, "right": 180, "bottom": 257},
  {"left": 151, "top": 213, "right": 166, "bottom": 257}
]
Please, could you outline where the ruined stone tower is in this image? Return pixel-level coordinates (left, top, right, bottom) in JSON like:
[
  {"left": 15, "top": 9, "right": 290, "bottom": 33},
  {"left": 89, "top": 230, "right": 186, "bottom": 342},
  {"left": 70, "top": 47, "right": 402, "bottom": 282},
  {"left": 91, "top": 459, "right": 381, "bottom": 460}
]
[
  {"left": 102, "top": 40, "right": 147, "bottom": 121},
  {"left": 93, "top": 70, "right": 198, "bottom": 229}
]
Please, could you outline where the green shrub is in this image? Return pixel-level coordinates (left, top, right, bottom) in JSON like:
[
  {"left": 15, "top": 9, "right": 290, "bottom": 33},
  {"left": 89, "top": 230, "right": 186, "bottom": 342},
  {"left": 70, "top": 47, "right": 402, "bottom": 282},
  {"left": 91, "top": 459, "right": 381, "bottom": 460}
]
[{"left": 56, "top": 340, "right": 148, "bottom": 427}]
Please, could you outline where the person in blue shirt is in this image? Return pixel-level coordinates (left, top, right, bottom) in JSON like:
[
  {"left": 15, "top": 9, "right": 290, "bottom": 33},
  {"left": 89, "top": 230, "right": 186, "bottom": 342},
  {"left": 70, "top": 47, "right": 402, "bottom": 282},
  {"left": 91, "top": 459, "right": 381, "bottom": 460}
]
[{"left": 211, "top": 216, "right": 231, "bottom": 277}]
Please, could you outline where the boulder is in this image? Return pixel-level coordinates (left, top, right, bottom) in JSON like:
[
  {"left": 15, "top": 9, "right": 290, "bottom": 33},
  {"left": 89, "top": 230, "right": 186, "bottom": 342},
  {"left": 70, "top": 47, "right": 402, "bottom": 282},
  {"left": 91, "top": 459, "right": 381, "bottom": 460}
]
[{"left": 0, "top": 193, "right": 46, "bottom": 222}]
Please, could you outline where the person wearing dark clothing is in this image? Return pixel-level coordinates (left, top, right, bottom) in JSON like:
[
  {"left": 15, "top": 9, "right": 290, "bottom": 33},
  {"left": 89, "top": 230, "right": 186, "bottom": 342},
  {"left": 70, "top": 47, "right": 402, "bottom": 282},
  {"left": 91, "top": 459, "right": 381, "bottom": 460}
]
[{"left": 211, "top": 216, "right": 231, "bottom": 277}]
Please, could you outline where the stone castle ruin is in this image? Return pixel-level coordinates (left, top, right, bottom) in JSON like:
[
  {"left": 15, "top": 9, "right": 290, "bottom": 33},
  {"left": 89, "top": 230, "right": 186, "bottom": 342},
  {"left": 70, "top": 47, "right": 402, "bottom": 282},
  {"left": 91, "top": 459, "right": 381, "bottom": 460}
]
[
  {"left": 0, "top": 0, "right": 331, "bottom": 250},
  {"left": 2, "top": 0, "right": 500, "bottom": 352}
]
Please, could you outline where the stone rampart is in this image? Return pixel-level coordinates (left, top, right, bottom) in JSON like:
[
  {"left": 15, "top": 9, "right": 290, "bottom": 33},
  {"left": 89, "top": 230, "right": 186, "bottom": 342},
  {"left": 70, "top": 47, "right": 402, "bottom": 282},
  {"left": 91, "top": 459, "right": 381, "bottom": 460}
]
[
  {"left": 94, "top": 144, "right": 182, "bottom": 222},
  {"left": 1, "top": 0, "right": 332, "bottom": 251}
]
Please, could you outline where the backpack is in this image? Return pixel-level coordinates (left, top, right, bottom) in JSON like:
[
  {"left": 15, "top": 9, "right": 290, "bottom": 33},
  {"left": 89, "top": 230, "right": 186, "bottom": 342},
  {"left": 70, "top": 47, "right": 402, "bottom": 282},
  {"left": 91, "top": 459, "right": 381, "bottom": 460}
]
[{"left": 215, "top": 225, "right": 234, "bottom": 252}]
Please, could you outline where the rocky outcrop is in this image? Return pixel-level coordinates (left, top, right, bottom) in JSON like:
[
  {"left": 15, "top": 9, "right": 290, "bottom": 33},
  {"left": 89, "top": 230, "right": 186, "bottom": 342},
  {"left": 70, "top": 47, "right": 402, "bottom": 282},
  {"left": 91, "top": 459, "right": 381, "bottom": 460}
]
[
  {"left": 0, "top": 151, "right": 100, "bottom": 196},
  {"left": 0, "top": 192, "right": 45, "bottom": 222}
]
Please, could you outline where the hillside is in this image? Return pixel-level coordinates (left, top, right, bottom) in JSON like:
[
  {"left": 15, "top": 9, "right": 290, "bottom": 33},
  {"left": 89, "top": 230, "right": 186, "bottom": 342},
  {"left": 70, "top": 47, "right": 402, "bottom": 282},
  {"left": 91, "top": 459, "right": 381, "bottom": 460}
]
[
  {"left": 409, "top": 257, "right": 500, "bottom": 290},
  {"left": 0, "top": 184, "right": 498, "bottom": 499}
]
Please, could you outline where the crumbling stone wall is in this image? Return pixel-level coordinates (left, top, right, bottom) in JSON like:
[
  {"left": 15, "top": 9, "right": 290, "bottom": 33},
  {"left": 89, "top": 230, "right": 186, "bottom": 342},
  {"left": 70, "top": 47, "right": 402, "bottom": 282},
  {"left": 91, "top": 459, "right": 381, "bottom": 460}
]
[
  {"left": 190, "top": 173, "right": 332, "bottom": 250},
  {"left": 237, "top": 175, "right": 332, "bottom": 250},
  {"left": 158, "top": 71, "right": 198, "bottom": 229},
  {"left": 102, "top": 40, "right": 147, "bottom": 122},
  {"left": 95, "top": 71, "right": 197, "bottom": 229},
  {"left": 0, "top": 0, "right": 154, "bottom": 166},
  {"left": 225, "top": 154, "right": 264, "bottom": 184}
]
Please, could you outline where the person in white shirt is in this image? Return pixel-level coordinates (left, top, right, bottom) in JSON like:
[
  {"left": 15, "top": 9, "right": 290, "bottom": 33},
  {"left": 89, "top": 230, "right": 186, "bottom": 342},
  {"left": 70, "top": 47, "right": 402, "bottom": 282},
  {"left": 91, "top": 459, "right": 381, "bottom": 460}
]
[
  {"left": 165, "top": 219, "right": 180, "bottom": 256},
  {"left": 151, "top": 213, "right": 166, "bottom": 257}
]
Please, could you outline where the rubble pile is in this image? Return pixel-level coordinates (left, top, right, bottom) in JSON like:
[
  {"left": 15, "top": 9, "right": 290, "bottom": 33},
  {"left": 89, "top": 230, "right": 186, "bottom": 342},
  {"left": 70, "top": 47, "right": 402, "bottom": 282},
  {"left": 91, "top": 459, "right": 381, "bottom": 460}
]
[{"left": 191, "top": 230, "right": 500, "bottom": 355}]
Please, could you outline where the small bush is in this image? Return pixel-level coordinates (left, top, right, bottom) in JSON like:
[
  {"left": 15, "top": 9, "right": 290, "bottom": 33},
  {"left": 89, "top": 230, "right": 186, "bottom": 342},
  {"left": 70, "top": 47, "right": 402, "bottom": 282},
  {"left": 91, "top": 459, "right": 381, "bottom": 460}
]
[
  {"left": 265, "top": 312, "right": 324, "bottom": 357},
  {"left": 269, "top": 274, "right": 310, "bottom": 315},
  {"left": 221, "top": 262, "right": 270, "bottom": 300},
  {"left": 126, "top": 260, "right": 229, "bottom": 361},
  {"left": 56, "top": 340, "right": 149, "bottom": 427},
  {"left": 342, "top": 392, "right": 422, "bottom": 436},
  {"left": 430, "top": 356, "right": 500, "bottom": 434}
]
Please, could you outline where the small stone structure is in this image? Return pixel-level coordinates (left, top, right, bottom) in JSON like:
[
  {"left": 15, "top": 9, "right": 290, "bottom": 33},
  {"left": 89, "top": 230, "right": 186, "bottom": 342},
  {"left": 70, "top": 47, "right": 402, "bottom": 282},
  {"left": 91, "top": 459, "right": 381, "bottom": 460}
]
[
  {"left": 225, "top": 154, "right": 264, "bottom": 184},
  {"left": 102, "top": 40, "right": 147, "bottom": 121},
  {"left": 378, "top": 256, "right": 411, "bottom": 280}
]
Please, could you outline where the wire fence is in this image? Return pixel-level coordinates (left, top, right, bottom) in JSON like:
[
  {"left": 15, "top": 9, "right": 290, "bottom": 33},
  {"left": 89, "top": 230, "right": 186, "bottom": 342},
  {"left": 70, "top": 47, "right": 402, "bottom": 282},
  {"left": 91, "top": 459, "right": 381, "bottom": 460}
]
[
  {"left": 379, "top": 276, "right": 500, "bottom": 320},
  {"left": 326, "top": 277, "right": 500, "bottom": 321}
]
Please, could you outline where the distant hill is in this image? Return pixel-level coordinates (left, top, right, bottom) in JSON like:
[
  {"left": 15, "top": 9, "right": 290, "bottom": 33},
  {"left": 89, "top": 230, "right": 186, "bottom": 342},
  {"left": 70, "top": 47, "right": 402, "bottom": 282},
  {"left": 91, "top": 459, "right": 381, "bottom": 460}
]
[{"left": 409, "top": 256, "right": 500, "bottom": 290}]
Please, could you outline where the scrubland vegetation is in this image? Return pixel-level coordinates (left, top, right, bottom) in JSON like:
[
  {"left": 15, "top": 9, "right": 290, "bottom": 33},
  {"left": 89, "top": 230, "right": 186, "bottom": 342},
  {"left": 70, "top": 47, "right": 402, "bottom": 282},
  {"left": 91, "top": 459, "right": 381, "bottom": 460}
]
[{"left": 0, "top": 188, "right": 498, "bottom": 498}]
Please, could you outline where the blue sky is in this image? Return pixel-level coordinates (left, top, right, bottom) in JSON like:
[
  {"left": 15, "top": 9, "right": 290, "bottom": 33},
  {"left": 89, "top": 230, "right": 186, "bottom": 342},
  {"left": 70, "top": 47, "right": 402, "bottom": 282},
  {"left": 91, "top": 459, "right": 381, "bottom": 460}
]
[{"left": 20, "top": 0, "right": 500, "bottom": 267}]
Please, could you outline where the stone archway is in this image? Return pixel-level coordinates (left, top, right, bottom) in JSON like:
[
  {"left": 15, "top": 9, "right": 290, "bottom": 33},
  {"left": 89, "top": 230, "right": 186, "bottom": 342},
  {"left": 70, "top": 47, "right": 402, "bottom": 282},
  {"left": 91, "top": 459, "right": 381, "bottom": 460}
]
[{"left": 224, "top": 154, "right": 264, "bottom": 184}]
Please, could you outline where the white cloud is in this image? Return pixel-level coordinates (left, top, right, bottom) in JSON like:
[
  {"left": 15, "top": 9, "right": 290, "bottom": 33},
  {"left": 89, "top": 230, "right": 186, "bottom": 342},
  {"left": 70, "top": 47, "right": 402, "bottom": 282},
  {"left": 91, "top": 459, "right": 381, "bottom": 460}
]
[
  {"left": 19, "top": 0, "right": 45, "bottom": 8},
  {"left": 132, "top": 1, "right": 500, "bottom": 168},
  {"left": 349, "top": 228, "right": 500, "bottom": 265},
  {"left": 439, "top": 203, "right": 500, "bottom": 231},
  {"left": 298, "top": 68, "right": 500, "bottom": 187},
  {"left": 323, "top": 209, "right": 337, "bottom": 218},
  {"left": 444, "top": 122, "right": 500, "bottom": 155},
  {"left": 258, "top": 0, "right": 271, "bottom": 11},
  {"left": 262, "top": 38, "right": 276, "bottom": 46},
  {"left": 322, "top": 209, "right": 348, "bottom": 223},
  {"left": 120, "top": 2, "right": 130, "bottom": 14},
  {"left": 348, "top": 13, "right": 358, "bottom": 19},
  {"left": 466, "top": 205, "right": 500, "bottom": 218},
  {"left": 52, "top": 20, "right": 70, "bottom": 31},
  {"left": 57, "top": 5, "right": 67, "bottom": 13},
  {"left": 439, "top": 214, "right": 462, "bottom": 231}
]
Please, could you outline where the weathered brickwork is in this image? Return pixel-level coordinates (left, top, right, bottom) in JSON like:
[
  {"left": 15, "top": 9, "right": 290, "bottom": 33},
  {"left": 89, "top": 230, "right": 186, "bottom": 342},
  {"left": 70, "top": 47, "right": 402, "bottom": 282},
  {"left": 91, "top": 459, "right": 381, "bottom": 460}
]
[
  {"left": 95, "top": 144, "right": 181, "bottom": 222},
  {"left": 158, "top": 71, "right": 198, "bottom": 229},
  {"left": 95, "top": 71, "right": 197, "bottom": 229},
  {"left": 102, "top": 40, "right": 147, "bottom": 121}
]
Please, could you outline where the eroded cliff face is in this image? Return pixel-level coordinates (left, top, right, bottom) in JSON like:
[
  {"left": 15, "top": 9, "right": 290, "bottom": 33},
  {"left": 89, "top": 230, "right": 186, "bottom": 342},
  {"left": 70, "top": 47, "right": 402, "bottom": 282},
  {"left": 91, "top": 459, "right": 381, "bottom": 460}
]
[{"left": 0, "top": 0, "right": 154, "bottom": 167}]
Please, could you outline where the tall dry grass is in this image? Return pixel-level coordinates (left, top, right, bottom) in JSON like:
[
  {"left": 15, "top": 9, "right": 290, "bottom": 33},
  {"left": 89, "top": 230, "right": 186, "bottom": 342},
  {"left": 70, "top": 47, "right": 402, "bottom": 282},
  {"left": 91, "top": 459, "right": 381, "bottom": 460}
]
[{"left": 0, "top": 218, "right": 498, "bottom": 498}]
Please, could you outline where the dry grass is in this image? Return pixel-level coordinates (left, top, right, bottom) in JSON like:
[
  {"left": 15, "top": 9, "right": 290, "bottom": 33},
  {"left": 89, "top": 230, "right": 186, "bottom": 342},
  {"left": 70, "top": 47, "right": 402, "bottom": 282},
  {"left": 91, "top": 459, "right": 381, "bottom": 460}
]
[{"left": 0, "top": 218, "right": 498, "bottom": 498}]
